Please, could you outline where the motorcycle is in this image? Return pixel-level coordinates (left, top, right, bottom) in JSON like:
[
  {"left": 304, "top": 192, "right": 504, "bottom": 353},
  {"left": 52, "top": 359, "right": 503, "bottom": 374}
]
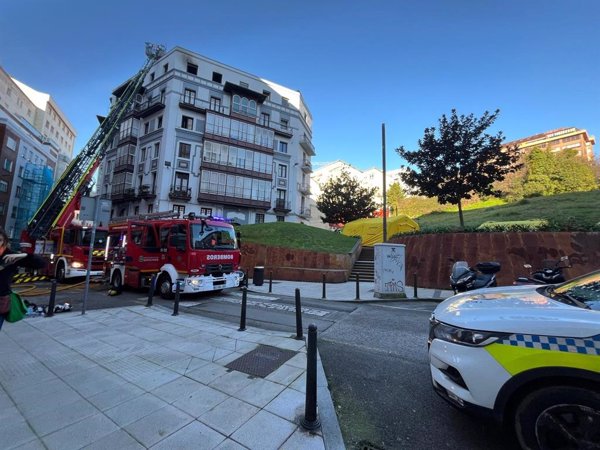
[
  {"left": 449, "top": 260, "right": 501, "bottom": 294},
  {"left": 514, "top": 256, "right": 570, "bottom": 285}
]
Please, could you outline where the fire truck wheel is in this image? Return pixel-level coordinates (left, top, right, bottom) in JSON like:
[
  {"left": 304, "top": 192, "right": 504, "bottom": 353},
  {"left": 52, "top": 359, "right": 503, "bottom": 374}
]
[
  {"left": 158, "top": 274, "right": 175, "bottom": 299},
  {"left": 111, "top": 271, "right": 123, "bottom": 292},
  {"left": 56, "top": 261, "right": 66, "bottom": 283}
]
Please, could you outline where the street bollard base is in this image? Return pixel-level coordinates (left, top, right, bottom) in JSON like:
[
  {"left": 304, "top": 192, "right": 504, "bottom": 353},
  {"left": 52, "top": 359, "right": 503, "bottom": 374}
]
[{"left": 300, "top": 417, "right": 321, "bottom": 431}]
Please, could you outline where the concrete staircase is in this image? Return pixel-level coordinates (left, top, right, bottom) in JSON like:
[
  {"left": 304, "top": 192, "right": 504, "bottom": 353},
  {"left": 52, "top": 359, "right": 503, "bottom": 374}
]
[{"left": 350, "top": 246, "right": 374, "bottom": 282}]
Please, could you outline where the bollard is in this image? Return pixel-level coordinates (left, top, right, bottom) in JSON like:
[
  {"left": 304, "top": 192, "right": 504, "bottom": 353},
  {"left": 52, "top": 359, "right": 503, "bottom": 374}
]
[
  {"left": 269, "top": 271, "right": 273, "bottom": 293},
  {"left": 46, "top": 279, "right": 57, "bottom": 317},
  {"left": 238, "top": 287, "right": 247, "bottom": 331},
  {"left": 301, "top": 324, "right": 321, "bottom": 431},
  {"left": 321, "top": 273, "right": 326, "bottom": 299},
  {"left": 172, "top": 279, "right": 182, "bottom": 316},
  {"left": 413, "top": 272, "right": 418, "bottom": 298},
  {"left": 355, "top": 273, "right": 360, "bottom": 300},
  {"left": 294, "top": 288, "right": 303, "bottom": 340},
  {"left": 146, "top": 273, "right": 157, "bottom": 307}
]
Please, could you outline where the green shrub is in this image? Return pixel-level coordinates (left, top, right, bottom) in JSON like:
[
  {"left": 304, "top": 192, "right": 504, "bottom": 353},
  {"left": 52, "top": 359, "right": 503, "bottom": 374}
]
[{"left": 476, "top": 220, "right": 549, "bottom": 232}]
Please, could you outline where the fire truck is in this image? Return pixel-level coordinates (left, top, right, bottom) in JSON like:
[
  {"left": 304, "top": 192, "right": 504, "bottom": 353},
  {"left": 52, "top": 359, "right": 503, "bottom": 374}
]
[
  {"left": 106, "top": 212, "right": 244, "bottom": 298},
  {"left": 19, "top": 43, "right": 165, "bottom": 282}
]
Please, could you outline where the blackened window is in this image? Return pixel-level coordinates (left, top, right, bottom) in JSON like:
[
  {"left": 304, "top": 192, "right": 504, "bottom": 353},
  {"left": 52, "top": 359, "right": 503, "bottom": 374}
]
[
  {"left": 181, "top": 116, "right": 193, "bottom": 130},
  {"left": 178, "top": 143, "right": 191, "bottom": 158},
  {"left": 212, "top": 72, "right": 222, "bottom": 83},
  {"left": 187, "top": 63, "right": 198, "bottom": 75}
]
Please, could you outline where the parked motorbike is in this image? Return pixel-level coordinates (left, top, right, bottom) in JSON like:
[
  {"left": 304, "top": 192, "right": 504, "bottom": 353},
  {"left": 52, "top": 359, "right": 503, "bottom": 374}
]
[
  {"left": 514, "top": 256, "right": 570, "bottom": 285},
  {"left": 449, "top": 260, "right": 501, "bottom": 294}
]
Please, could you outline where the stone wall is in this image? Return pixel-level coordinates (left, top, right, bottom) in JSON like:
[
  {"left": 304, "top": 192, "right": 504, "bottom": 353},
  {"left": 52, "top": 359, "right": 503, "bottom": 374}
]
[
  {"left": 240, "top": 241, "right": 361, "bottom": 283},
  {"left": 390, "top": 232, "right": 600, "bottom": 289}
]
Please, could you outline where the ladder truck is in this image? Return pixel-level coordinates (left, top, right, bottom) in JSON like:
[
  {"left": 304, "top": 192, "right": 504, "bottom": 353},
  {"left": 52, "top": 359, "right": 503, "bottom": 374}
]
[
  {"left": 20, "top": 43, "right": 165, "bottom": 282},
  {"left": 106, "top": 211, "right": 244, "bottom": 298}
]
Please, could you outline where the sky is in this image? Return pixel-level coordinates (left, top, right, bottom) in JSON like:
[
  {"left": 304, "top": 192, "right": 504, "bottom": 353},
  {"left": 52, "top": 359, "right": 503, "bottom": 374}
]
[{"left": 1, "top": 0, "right": 599, "bottom": 171}]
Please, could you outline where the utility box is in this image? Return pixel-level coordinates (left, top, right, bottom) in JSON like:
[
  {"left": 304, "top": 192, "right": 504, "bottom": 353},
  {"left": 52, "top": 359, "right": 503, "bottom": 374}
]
[{"left": 374, "top": 243, "right": 407, "bottom": 299}]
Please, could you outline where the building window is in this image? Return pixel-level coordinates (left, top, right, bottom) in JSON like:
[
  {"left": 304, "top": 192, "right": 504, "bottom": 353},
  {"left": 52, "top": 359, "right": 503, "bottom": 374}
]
[
  {"left": 0, "top": 181, "right": 8, "bottom": 192},
  {"left": 239, "top": 81, "right": 249, "bottom": 88},
  {"left": 173, "top": 204, "right": 185, "bottom": 216},
  {"left": 181, "top": 116, "right": 194, "bottom": 130},
  {"left": 147, "top": 204, "right": 153, "bottom": 214},
  {"left": 278, "top": 142, "right": 288, "bottom": 154},
  {"left": 183, "top": 88, "right": 196, "bottom": 104},
  {"left": 260, "top": 113, "right": 270, "bottom": 127},
  {"left": 144, "top": 122, "right": 150, "bottom": 134},
  {"left": 174, "top": 172, "right": 189, "bottom": 190},
  {"left": 280, "top": 118, "right": 289, "bottom": 130},
  {"left": 15, "top": 186, "right": 21, "bottom": 198},
  {"left": 141, "top": 147, "right": 147, "bottom": 161},
  {"left": 11, "top": 206, "right": 17, "bottom": 219},
  {"left": 276, "top": 215, "right": 285, "bottom": 222},
  {"left": 187, "top": 63, "right": 198, "bottom": 75},
  {"left": 255, "top": 213, "right": 264, "bottom": 224},
  {"left": 232, "top": 95, "right": 257, "bottom": 116},
  {"left": 212, "top": 72, "right": 222, "bottom": 83},
  {"left": 6, "top": 137, "right": 17, "bottom": 151},
  {"left": 134, "top": 206, "right": 139, "bottom": 215},
  {"left": 263, "top": 90, "right": 270, "bottom": 99},
  {"left": 278, "top": 164, "right": 287, "bottom": 178},
  {"left": 200, "top": 207, "right": 212, "bottom": 216},
  {"left": 163, "top": 63, "right": 169, "bottom": 73},
  {"left": 0, "top": 203, "right": 4, "bottom": 215},
  {"left": 157, "top": 116, "right": 163, "bottom": 128},
  {"left": 209, "top": 97, "right": 221, "bottom": 112},
  {"left": 154, "top": 142, "right": 160, "bottom": 158},
  {"left": 3, "top": 159, "right": 13, "bottom": 172},
  {"left": 178, "top": 142, "right": 191, "bottom": 159},
  {"left": 150, "top": 72, "right": 155, "bottom": 82}
]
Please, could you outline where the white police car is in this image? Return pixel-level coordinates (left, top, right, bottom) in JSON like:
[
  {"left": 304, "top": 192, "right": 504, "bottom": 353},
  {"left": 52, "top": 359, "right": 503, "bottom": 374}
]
[{"left": 429, "top": 270, "right": 600, "bottom": 450}]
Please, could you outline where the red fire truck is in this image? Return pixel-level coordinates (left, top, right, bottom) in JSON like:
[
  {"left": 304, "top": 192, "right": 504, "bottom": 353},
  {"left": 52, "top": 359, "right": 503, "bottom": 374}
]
[
  {"left": 106, "top": 212, "right": 244, "bottom": 298},
  {"left": 19, "top": 44, "right": 165, "bottom": 282}
]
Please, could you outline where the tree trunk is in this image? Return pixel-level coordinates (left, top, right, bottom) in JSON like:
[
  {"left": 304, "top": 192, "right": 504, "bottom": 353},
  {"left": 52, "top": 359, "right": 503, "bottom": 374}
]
[{"left": 457, "top": 199, "right": 465, "bottom": 229}]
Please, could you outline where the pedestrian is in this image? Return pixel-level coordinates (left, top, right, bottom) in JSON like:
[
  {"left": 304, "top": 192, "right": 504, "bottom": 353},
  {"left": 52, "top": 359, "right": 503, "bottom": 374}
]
[{"left": 0, "top": 229, "right": 46, "bottom": 330}]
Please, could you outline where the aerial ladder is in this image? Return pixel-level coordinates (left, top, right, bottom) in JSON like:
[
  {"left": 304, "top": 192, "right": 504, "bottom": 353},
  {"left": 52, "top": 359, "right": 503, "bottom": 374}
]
[
  {"left": 21, "top": 43, "right": 165, "bottom": 247},
  {"left": 18, "top": 44, "right": 165, "bottom": 283}
]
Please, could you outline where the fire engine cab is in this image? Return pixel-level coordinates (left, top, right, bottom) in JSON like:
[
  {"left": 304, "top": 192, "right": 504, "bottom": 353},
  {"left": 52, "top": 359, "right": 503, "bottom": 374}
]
[{"left": 107, "top": 212, "right": 244, "bottom": 298}]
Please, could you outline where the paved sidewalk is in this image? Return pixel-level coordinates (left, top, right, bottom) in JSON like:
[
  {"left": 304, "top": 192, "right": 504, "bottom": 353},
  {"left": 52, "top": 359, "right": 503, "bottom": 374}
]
[
  {"left": 1, "top": 305, "right": 342, "bottom": 450},
  {"left": 246, "top": 279, "right": 454, "bottom": 302}
]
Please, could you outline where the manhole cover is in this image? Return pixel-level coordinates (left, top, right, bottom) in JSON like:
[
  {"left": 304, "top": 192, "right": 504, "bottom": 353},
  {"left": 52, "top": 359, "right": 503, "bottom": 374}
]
[{"left": 226, "top": 344, "right": 298, "bottom": 378}]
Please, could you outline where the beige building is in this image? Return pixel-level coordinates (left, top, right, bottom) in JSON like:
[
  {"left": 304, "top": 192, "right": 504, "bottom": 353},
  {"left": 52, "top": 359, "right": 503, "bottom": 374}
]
[{"left": 503, "top": 127, "right": 595, "bottom": 161}]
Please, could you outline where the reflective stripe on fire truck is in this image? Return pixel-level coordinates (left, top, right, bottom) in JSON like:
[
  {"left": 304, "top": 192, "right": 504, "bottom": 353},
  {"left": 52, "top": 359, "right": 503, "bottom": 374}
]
[
  {"left": 12, "top": 273, "right": 49, "bottom": 284},
  {"left": 485, "top": 333, "right": 600, "bottom": 376},
  {"left": 92, "top": 250, "right": 104, "bottom": 257}
]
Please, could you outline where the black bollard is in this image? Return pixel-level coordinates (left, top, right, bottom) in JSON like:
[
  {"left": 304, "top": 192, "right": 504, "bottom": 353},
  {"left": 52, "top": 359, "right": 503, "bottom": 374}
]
[
  {"left": 294, "top": 288, "right": 303, "bottom": 340},
  {"left": 172, "top": 279, "right": 182, "bottom": 316},
  {"left": 413, "top": 272, "right": 418, "bottom": 298},
  {"left": 321, "top": 273, "right": 326, "bottom": 299},
  {"left": 146, "top": 273, "right": 157, "bottom": 307},
  {"left": 46, "top": 279, "right": 57, "bottom": 317},
  {"left": 355, "top": 273, "right": 360, "bottom": 300},
  {"left": 269, "top": 271, "right": 273, "bottom": 293},
  {"left": 238, "top": 287, "right": 247, "bottom": 331},
  {"left": 301, "top": 324, "right": 321, "bottom": 431}
]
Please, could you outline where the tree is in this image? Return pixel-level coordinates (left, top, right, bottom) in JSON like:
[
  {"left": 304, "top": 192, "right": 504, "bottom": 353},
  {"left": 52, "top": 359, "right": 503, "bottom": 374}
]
[
  {"left": 386, "top": 182, "right": 406, "bottom": 215},
  {"left": 396, "top": 109, "right": 521, "bottom": 228},
  {"left": 522, "top": 148, "right": 597, "bottom": 196},
  {"left": 316, "top": 170, "right": 378, "bottom": 224}
]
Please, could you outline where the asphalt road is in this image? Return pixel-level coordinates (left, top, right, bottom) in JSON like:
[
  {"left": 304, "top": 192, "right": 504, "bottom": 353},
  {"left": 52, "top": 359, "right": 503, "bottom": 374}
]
[{"left": 18, "top": 282, "right": 520, "bottom": 449}]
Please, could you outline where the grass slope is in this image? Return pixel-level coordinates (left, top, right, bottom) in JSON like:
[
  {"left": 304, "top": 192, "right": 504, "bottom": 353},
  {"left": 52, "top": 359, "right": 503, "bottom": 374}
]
[
  {"left": 238, "top": 222, "right": 358, "bottom": 253},
  {"left": 415, "top": 190, "right": 600, "bottom": 231}
]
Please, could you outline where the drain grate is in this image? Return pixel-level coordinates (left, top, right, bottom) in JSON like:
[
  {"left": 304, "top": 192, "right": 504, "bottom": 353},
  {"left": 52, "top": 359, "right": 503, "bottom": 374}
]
[{"left": 226, "top": 344, "right": 297, "bottom": 378}]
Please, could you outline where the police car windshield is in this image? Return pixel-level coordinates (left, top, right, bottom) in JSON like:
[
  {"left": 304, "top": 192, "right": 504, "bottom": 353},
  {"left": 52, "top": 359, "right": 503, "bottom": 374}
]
[
  {"left": 190, "top": 224, "right": 236, "bottom": 250},
  {"left": 549, "top": 270, "right": 600, "bottom": 310}
]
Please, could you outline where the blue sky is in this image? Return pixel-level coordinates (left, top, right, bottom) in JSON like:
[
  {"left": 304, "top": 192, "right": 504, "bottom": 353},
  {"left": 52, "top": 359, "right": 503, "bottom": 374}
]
[{"left": 1, "top": 0, "right": 599, "bottom": 170}]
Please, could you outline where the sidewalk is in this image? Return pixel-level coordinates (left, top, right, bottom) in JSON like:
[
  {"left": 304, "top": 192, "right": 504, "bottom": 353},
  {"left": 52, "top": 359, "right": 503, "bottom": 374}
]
[
  {"left": 0, "top": 305, "right": 343, "bottom": 450},
  {"left": 246, "top": 279, "right": 454, "bottom": 302}
]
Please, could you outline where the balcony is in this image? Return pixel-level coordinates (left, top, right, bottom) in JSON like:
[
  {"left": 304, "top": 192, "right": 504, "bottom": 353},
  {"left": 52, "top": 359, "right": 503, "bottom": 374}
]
[
  {"left": 136, "top": 95, "right": 165, "bottom": 118},
  {"left": 300, "top": 159, "right": 312, "bottom": 173},
  {"left": 297, "top": 182, "right": 311, "bottom": 195},
  {"left": 299, "top": 207, "right": 312, "bottom": 218},
  {"left": 179, "top": 94, "right": 228, "bottom": 114},
  {"left": 111, "top": 187, "right": 136, "bottom": 203},
  {"left": 169, "top": 187, "right": 192, "bottom": 201},
  {"left": 300, "top": 134, "right": 316, "bottom": 156},
  {"left": 198, "top": 192, "right": 270, "bottom": 210},
  {"left": 270, "top": 121, "right": 293, "bottom": 138},
  {"left": 273, "top": 199, "right": 291, "bottom": 213},
  {"left": 137, "top": 184, "right": 156, "bottom": 200},
  {"left": 114, "top": 154, "right": 135, "bottom": 173}
]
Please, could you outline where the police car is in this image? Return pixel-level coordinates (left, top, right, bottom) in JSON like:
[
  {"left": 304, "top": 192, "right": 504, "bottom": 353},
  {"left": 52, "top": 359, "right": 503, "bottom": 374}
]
[{"left": 428, "top": 270, "right": 600, "bottom": 450}]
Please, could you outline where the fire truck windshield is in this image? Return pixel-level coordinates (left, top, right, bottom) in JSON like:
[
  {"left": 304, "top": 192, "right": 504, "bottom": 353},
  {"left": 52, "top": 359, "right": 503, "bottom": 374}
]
[
  {"left": 81, "top": 230, "right": 108, "bottom": 248},
  {"left": 191, "top": 224, "right": 237, "bottom": 250}
]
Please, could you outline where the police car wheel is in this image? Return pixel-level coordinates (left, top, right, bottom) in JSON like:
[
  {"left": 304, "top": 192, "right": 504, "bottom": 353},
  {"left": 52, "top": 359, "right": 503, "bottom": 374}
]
[
  {"left": 514, "top": 386, "right": 600, "bottom": 450},
  {"left": 158, "top": 274, "right": 174, "bottom": 300}
]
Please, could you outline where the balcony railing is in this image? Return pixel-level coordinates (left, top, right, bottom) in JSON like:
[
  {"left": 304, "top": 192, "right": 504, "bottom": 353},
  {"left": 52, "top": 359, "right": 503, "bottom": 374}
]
[
  {"left": 136, "top": 95, "right": 165, "bottom": 118},
  {"left": 114, "top": 154, "right": 135, "bottom": 172},
  {"left": 297, "top": 182, "right": 311, "bottom": 195},
  {"left": 300, "top": 159, "right": 312, "bottom": 173},
  {"left": 137, "top": 184, "right": 156, "bottom": 200},
  {"left": 300, "top": 134, "right": 316, "bottom": 156},
  {"left": 111, "top": 187, "right": 136, "bottom": 202},
  {"left": 179, "top": 94, "right": 228, "bottom": 114},
  {"left": 273, "top": 199, "right": 291, "bottom": 212},
  {"left": 169, "top": 187, "right": 192, "bottom": 201},
  {"left": 299, "top": 208, "right": 312, "bottom": 218}
]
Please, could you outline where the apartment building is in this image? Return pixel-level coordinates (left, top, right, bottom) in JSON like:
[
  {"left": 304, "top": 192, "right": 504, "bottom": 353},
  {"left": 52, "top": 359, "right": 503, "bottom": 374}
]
[
  {"left": 0, "top": 66, "right": 75, "bottom": 178},
  {"left": 503, "top": 127, "right": 595, "bottom": 161},
  {"left": 98, "top": 46, "right": 315, "bottom": 224}
]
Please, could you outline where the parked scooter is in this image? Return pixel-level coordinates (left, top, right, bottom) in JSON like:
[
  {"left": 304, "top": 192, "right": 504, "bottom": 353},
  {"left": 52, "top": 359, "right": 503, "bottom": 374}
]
[
  {"left": 514, "top": 256, "right": 570, "bottom": 285},
  {"left": 449, "top": 260, "right": 501, "bottom": 294}
]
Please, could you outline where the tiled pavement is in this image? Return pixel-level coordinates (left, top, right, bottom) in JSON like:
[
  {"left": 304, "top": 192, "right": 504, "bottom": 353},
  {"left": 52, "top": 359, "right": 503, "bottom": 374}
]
[{"left": 0, "top": 305, "right": 343, "bottom": 450}]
